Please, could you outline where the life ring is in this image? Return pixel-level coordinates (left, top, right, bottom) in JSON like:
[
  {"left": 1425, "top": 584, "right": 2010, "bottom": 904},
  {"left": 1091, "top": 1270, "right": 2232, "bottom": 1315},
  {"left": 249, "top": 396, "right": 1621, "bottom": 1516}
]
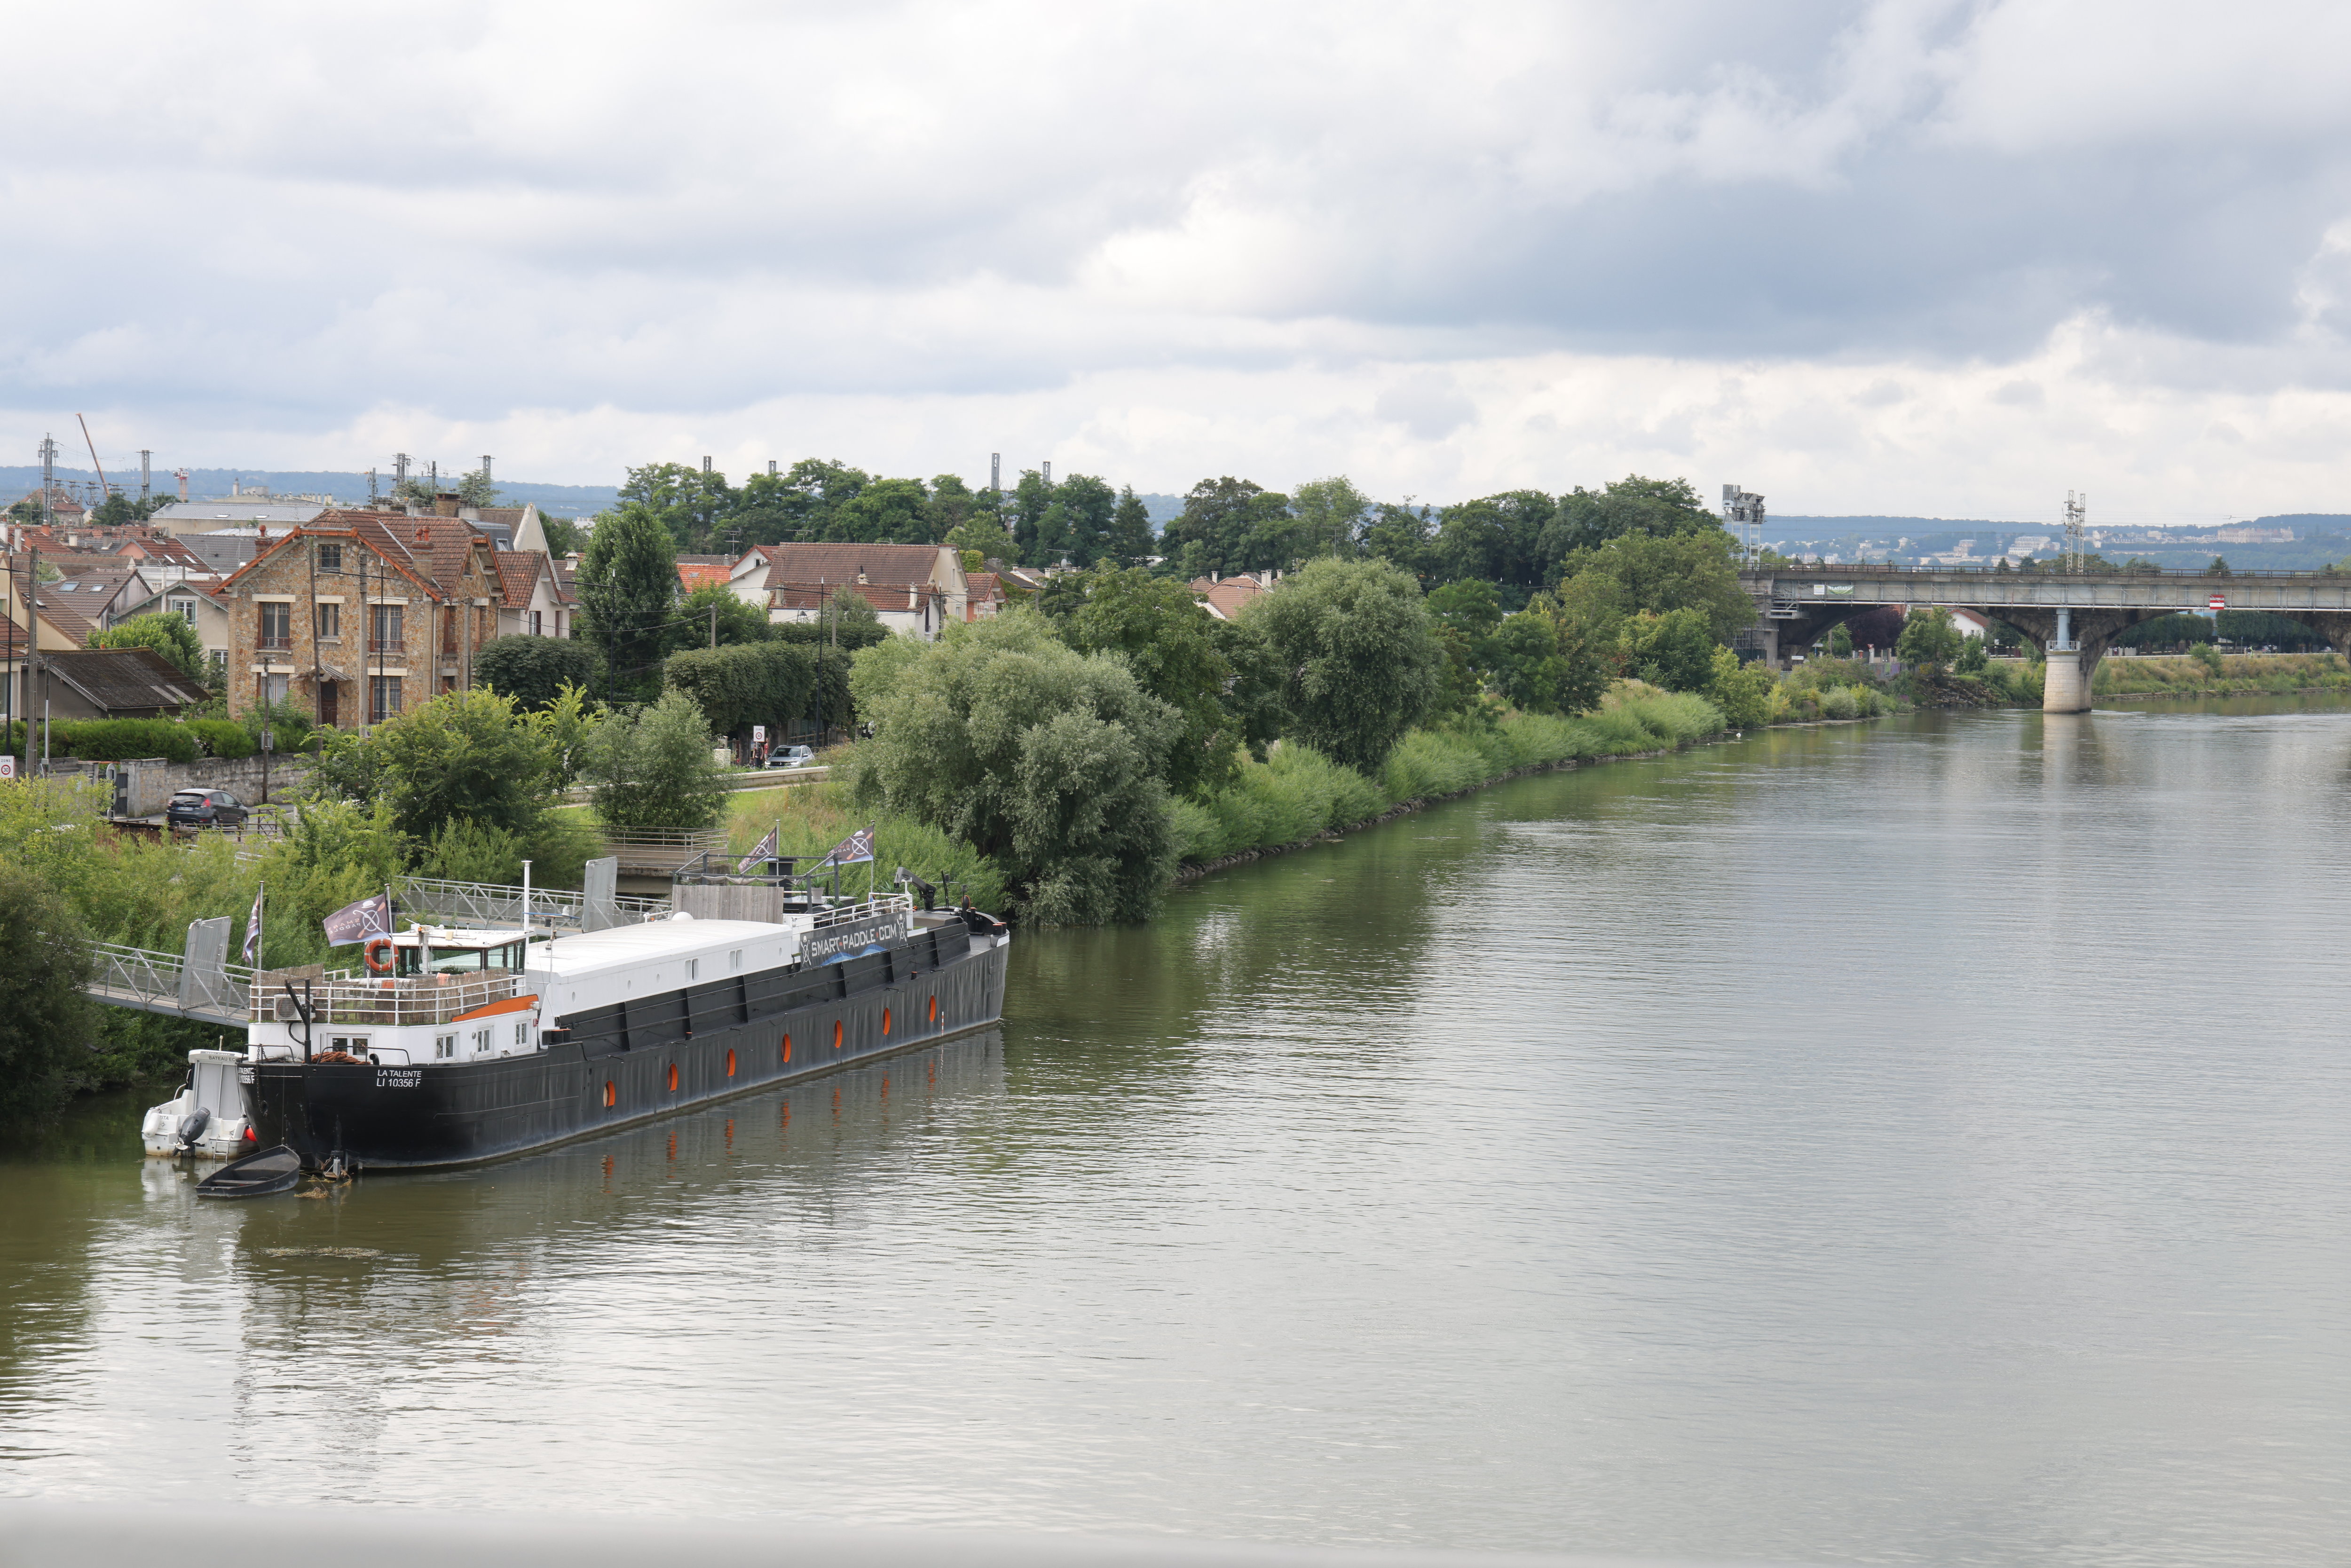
[{"left": 363, "top": 936, "right": 396, "bottom": 974}]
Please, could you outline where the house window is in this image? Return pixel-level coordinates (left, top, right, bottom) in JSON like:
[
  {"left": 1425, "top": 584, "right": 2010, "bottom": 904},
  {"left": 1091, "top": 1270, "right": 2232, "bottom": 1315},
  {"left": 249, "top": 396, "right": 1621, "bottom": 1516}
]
[
  {"left": 258, "top": 602, "right": 291, "bottom": 649},
  {"left": 316, "top": 602, "right": 340, "bottom": 640},
  {"left": 530, "top": 610, "right": 543, "bottom": 636},
  {"left": 208, "top": 650, "right": 227, "bottom": 681},
  {"left": 473, "top": 1029, "right": 492, "bottom": 1054},
  {"left": 371, "top": 675, "right": 402, "bottom": 721},
  {"left": 261, "top": 674, "right": 290, "bottom": 706},
  {"left": 370, "top": 603, "right": 403, "bottom": 651},
  {"left": 434, "top": 1033, "right": 456, "bottom": 1059},
  {"left": 317, "top": 543, "right": 342, "bottom": 572},
  {"left": 169, "top": 597, "right": 196, "bottom": 622},
  {"left": 330, "top": 1035, "right": 370, "bottom": 1055},
  {"left": 513, "top": 1021, "right": 528, "bottom": 1049}
]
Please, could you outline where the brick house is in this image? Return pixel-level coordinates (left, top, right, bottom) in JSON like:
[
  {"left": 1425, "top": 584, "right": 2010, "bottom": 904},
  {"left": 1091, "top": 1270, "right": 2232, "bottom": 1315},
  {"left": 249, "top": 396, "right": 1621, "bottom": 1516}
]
[{"left": 216, "top": 512, "right": 505, "bottom": 727}]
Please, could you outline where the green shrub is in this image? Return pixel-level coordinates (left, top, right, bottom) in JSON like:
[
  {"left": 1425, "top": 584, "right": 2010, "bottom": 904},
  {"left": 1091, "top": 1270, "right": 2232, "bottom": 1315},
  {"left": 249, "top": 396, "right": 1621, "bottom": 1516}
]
[{"left": 187, "top": 719, "right": 255, "bottom": 759}]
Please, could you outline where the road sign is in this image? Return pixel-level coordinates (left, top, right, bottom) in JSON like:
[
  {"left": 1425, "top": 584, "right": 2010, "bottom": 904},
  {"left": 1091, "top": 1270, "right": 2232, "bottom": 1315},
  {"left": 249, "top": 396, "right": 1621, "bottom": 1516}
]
[
  {"left": 0, "top": 756, "right": 13, "bottom": 780},
  {"left": 2209, "top": 593, "right": 2227, "bottom": 611},
  {"left": 752, "top": 725, "right": 766, "bottom": 743},
  {"left": 261, "top": 728, "right": 274, "bottom": 752}
]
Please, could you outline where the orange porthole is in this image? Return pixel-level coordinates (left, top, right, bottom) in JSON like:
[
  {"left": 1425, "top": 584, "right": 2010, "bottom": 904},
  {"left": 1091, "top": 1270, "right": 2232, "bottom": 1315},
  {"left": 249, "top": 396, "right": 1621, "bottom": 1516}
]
[
  {"left": 726, "top": 1048, "right": 737, "bottom": 1078},
  {"left": 603, "top": 1080, "right": 616, "bottom": 1109},
  {"left": 666, "top": 1063, "right": 679, "bottom": 1093},
  {"left": 881, "top": 1008, "right": 891, "bottom": 1036},
  {"left": 781, "top": 1033, "right": 793, "bottom": 1063},
  {"left": 832, "top": 1020, "right": 843, "bottom": 1050},
  {"left": 927, "top": 995, "right": 937, "bottom": 1024}
]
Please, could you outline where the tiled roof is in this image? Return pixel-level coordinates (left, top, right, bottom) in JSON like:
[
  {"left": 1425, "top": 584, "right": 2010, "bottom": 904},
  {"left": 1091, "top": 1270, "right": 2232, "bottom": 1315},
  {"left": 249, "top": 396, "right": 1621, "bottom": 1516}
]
[
  {"left": 678, "top": 562, "right": 731, "bottom": 591},
  {"left": 1190, "top": 574, "right": 1273, "bottom": 621},
  {"left": 40, "top": 647, "right": 210, "bottom": 712},
  {"left": 492, "top": 551, "right": 548, "bottom": 608},
  {"left": 752, "top": 542, "right": 946, "bottom": 587}
]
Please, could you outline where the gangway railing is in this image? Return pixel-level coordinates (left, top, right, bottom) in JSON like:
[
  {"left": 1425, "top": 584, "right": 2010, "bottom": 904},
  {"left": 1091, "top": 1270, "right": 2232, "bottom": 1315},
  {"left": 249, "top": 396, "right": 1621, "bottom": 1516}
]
[
  {"left": 85, "top": 940, "right": 255, "bottom": 1028},
  {"left": 394, "top": 875, "right": 670, "bottom": 931}
]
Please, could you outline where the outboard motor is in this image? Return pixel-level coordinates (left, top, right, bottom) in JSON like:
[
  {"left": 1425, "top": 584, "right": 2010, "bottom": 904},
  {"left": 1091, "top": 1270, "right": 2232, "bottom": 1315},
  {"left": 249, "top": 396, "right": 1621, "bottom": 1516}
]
[{"left": 175, "top": 1106, "right": 212, "bottom": 1155}]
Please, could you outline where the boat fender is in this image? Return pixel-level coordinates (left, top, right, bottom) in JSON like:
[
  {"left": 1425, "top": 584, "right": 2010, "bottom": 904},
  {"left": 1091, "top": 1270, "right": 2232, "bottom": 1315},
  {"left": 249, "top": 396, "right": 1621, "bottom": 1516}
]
[
  {"left": 175, "top": 1106, "right": 211, "bottom": 1152},
  {"left": 363, "top": 936, "right": 396, "bottom": 974}
]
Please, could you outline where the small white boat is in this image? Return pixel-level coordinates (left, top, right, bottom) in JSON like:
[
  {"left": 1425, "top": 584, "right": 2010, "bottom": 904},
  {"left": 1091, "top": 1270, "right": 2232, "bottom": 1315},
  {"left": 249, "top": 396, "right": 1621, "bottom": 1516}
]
[{"left": 140, "top": 1048, "right": 254, "bottom": 1158}]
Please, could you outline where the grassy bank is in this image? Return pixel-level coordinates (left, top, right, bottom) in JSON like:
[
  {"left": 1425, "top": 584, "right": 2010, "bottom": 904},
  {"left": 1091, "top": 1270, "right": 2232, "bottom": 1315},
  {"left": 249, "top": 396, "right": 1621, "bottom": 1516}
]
[
  {"left": 720, "top": 783, "right": 1009, "bottom": 910},
  {"left": 1170, "top": 687, "right": 1725, "bottom": 867},
  {"left": 2094, "top": 651, "right": 2351, "bottom": 698}
]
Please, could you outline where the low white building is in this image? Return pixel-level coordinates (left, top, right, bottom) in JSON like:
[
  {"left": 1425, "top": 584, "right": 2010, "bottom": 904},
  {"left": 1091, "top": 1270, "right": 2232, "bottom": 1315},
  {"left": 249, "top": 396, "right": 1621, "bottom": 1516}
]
[{"left": 728, "top": 543, "right": 968, "bottom": 640}]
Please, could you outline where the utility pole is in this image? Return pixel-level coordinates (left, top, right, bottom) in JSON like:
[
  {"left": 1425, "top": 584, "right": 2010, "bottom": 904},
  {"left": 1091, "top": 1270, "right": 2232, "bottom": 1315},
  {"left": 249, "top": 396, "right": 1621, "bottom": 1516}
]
[
  {"left": 24, "top": 543, "right": 40, "bottom": 776},
  {"left": 989, "top": 453, "right": 1000, "bottom": 493},
  {"left": 368, "top": 467, "right": 378, "bottom": 504},
  {"left": 38, "top": 435, "right": 57, "bottom": 526},
  {"left": 481, "top": 455, "right": 493, "bottom": 488},
  {"left": 2064, "top": 491, "right": 2087, "bottom": 575},
  {"left": 394, "top": 453, "right": 410, "bottom": 497},
  {"left": 140, "top": 450, "right": 152, "bottom": 501},
  {"left": 710, "top": 599, "right": 718, "bottom": 649}
]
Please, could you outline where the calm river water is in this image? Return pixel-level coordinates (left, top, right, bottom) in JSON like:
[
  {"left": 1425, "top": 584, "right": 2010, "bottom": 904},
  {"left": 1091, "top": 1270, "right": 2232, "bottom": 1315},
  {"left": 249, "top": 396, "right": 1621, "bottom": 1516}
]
[{"left": 7, "top": 698, "right": 2351, "bottom": 1566}]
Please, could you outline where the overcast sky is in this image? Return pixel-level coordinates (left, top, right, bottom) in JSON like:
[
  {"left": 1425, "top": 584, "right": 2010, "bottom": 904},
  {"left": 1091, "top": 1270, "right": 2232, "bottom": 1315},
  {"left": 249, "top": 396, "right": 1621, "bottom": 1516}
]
[{"left": 11, "top": 0, "right": 2351, "bottom": 521}]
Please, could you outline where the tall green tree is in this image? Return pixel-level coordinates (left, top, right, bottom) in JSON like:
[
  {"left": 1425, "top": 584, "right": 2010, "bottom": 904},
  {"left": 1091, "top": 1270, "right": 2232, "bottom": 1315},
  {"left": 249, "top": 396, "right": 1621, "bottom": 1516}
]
[
  {"left": 1551, "top": 531, "right": 1753, "bottom": 645},
  {"left": 1105, "top": 486, "right": 1155, "bottom": 566},
  {"left": 618, "top": 462, "right": 737, "bottom": 552},
  {"left": 832, "top": 476, "right": 934, "bottom": 544},
  {"left": 1896, "top": 607, "right": 1964, "bottom": 672},
  {"left": 0, "top": 864, "right": 95, "bottom": 1128},
  {"left": 1436, "top": 490, "right": 1555, "bottom": 586},
  {"left": 1243, "top": 557, "right": 1442, "bottom": 774},
  {"left": 1291, "top": 476, "right": 1372, "bottom": 559},
  {"left": 89, "top": 612, "right": 206, "bottom": 680},
  {"left": 583, "top": 691, "right": 730, "bottom": 830},
  {"left": 576, "top": 503, "right": 679, "bottom": 699},
  {"left": 1162, "top": 477, "right": 1296, "bottom": 578},
  {"left": 852, "top": 613, "right": 1179, "bottom": 924},
  {"left": 1056, "top": 566, "right": 1253, "bottom": 798},
  {"left": 1538, "top": 476, "right": 1722, "bottom": 579},
  {"left": 349, "top": 687, "right": 560, "bottom": 843},
  {"left": 1362, "top": 500, "right": 1441, "bottom": 585},
  {"left": 678, "top": 581, "right": 772, "bottom": 649}
]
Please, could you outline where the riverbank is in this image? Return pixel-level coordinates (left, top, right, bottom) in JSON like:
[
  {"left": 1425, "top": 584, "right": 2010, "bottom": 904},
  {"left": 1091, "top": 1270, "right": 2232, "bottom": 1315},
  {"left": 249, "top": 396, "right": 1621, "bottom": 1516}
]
[
  {"left": 1170, "top": 688, "right": 1723, "bottom": 874},
  {"left": 2094, "top": 650, "right": 2351, "bottom": 698},
  {"left": 721, "top": 687, "right": 1728, "bottom": 914}
]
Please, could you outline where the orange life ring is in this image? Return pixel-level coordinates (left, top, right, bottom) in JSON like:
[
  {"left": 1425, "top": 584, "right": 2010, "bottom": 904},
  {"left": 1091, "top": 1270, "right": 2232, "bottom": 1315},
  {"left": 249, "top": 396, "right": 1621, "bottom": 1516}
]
[{"left": 363, "top": 936, "right": 396, "bottom": 974}]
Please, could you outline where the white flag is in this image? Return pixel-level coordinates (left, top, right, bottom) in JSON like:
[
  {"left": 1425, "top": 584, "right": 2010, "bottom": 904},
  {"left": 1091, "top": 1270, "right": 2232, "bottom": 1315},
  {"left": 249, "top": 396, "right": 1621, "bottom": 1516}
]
[{"left": 241, "top": 883, "right": 264, "bottom": 967}]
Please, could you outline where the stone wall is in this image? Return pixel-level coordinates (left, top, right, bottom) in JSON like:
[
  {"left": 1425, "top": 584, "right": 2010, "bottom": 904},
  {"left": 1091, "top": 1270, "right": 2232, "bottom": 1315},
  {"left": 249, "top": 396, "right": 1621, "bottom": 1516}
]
[{"left": 61, "top": 752, "right": 317, "bottom": 816}]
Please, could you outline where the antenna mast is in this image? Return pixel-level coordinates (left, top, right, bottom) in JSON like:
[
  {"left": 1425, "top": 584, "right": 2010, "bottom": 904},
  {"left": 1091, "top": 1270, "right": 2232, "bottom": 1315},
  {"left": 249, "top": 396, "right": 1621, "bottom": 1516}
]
[
  {"left": 1723, "top": 484, "right": 1766, "bottom": 566},
  {"left": 2064, "top": 490, "right": 2087, "bottom": 574}
]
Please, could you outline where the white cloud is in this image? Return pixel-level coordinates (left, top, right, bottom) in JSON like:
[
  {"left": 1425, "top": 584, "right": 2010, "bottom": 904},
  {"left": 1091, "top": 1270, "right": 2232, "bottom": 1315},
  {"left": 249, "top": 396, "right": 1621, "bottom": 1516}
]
[{"left": 8, "top": 0, "right": 2351, "bottom": 520}]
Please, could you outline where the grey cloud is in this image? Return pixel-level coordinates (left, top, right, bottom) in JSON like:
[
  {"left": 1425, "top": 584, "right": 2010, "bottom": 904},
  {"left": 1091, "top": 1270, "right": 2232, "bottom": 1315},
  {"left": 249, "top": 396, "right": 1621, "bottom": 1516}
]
[{"left": 1374, "top": 372, "right": 1475, "bottom": 440}]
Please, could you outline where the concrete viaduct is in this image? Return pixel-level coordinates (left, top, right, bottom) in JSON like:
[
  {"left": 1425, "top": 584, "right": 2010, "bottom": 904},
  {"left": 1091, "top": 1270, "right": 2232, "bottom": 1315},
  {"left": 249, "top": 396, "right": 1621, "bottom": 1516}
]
[{"left": 1738, "top": 565, "right": 2351, "bottom": 712}]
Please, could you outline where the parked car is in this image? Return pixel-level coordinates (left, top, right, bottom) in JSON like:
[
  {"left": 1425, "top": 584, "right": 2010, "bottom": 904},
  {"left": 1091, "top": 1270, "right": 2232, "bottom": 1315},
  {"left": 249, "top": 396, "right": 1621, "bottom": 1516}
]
[
  {"left": 764, "top": 745, "right": 817, "bottom": 770},
  {"left": 167, "top": 788, "right": 248, "bottom": 830}
]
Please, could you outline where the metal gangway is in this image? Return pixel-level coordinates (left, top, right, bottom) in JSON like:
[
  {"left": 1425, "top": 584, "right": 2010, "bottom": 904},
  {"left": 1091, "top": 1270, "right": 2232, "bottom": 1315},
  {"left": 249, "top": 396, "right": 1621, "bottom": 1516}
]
[
  {"left": 392, "top": 858, "right": 671, "bottom": 933},
  {"left": 84, "top": 919, "right": 255, "bottom": 1030}
]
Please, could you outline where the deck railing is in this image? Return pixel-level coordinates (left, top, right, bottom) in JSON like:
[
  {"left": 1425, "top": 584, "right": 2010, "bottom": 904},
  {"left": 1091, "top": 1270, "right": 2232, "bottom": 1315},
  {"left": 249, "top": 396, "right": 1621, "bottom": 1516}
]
[
  {"left": 395, "top": 875, "right": 669, "bottom": 930},
  {"left": 252, "top": 969, "right": 521, "bottom": 1028}
]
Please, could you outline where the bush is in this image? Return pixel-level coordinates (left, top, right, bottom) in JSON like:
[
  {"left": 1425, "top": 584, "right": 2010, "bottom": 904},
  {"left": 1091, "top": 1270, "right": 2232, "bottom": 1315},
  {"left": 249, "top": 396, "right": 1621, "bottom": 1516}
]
[
  {"left": 1243, "top": 557, "right": 1443, "bottom": 773},
  {"left": 32, "top": 717, "right": 200, "bottom": 763},
  {"left": 665, "top": 640, "right": 818, "bottom": 739},
  {"left": 90, "top": 613, "right": 207, "bottom": 680},
  {"left": 187, "top": 719, "right": 255, "bottom": 759},
  {"left": 584, "top": 690, "right": 730, "bottom": 830}
]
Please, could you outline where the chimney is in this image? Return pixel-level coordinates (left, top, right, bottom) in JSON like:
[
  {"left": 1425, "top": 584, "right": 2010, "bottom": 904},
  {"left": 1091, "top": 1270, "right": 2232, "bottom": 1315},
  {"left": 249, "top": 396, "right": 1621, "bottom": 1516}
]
[
  {"left": 433, "top": 492, "right": 461, "bottom": 518},
  {"left": 176, "top": 469, "right": 189, "bottom": 501}
]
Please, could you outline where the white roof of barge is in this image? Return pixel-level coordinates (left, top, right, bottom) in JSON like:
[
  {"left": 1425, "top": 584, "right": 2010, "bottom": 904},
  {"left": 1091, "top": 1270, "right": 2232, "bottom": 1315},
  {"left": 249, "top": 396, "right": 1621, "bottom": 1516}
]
[{"left": 529, "top": 918, "right": 795, "bottom": 976}]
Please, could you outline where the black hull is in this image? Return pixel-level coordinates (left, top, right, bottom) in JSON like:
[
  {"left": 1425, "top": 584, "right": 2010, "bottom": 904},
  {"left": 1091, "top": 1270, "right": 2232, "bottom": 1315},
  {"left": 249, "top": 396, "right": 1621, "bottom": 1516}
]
[{"left": 244, "top": 929, "right": 1009, "bottom": 1172}]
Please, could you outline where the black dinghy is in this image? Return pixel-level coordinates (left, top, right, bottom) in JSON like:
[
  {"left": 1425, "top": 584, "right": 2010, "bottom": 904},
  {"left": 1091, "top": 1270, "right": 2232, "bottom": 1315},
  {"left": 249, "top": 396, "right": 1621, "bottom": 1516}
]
[{"left": 196, "top": 1144, "right": 303, "bottom": 1199}]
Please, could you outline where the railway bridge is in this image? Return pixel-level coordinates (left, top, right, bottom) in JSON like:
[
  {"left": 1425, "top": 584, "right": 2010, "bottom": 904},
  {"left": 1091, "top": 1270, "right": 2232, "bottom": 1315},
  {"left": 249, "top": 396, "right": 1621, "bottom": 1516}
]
[{"left": 1738, "top": 565, "right": 2351, "bottom": 711}]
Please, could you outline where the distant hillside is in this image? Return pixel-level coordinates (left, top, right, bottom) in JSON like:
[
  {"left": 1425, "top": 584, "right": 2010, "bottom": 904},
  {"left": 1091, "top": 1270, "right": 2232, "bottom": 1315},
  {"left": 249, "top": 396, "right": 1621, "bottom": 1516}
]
[{"left": 0, "top": 465, "right": 619, "bottom": 518}]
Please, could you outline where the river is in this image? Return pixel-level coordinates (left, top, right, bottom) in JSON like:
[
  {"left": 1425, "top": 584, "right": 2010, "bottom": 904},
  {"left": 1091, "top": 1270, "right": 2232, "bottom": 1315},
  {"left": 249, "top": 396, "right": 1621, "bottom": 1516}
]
[{"left": 6, "top": 698, "right": 2351, "bottom": 1566}]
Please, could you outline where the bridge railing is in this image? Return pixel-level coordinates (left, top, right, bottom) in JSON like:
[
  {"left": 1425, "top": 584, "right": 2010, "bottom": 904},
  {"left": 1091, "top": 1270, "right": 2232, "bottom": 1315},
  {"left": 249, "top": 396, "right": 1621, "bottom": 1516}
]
[{"left": 1743, "top": 562, "right": 2347, "bottom": 581}]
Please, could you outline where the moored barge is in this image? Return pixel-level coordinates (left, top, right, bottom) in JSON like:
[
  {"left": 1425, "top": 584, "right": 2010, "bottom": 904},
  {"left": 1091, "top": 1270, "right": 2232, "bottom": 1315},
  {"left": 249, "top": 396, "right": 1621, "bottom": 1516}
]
[{"left": 221, "top": 859, "right": 1009, "bottom": 1172}]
